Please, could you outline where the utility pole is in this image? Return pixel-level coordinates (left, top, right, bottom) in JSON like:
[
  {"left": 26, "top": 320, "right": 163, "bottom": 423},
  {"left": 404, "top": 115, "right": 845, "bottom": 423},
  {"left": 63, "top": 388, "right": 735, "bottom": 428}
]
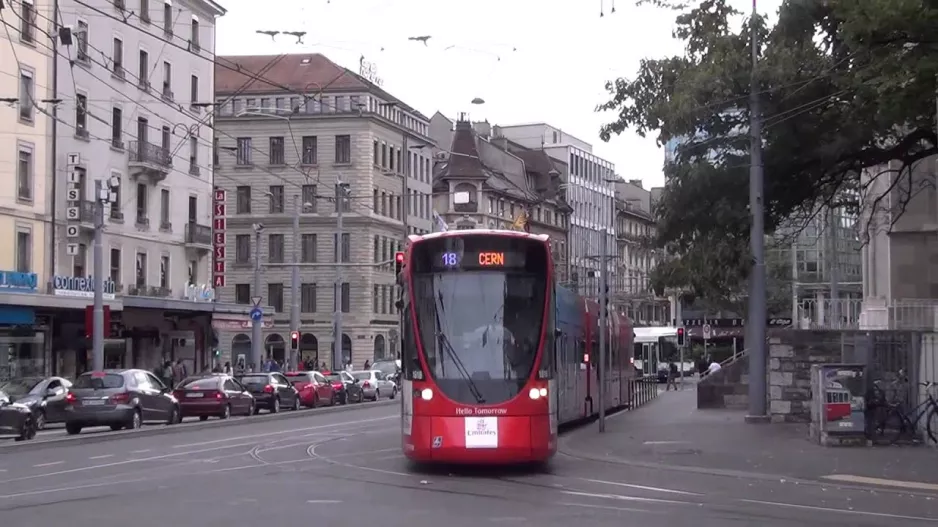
[
  {"left": 828, "top": 208, "right": 840, "bottom": 328},
  {"left": 746, "top": 0, "right": 769, "bottom": 422},
  {"left": 333, "top": 179, "right": 348, "bottom": 371},
  {"left": 598, "top": 232, "right": 608, "bottom": 433},
  {"left": 402, "top": 135, "right": 410, "bottom": 238},
  {"left": 290, "top": 194, "right": 300, "bottom": 370},
  {"left": 252, "top": 225, "right": 263, "bottom": 371},
  {"left": 91, "top": 180, "right": 106, "bottom": 371}
]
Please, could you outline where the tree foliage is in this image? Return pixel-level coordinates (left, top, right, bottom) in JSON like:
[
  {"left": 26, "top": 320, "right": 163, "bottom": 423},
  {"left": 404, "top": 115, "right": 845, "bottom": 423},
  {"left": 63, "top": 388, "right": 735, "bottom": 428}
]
[{"left": 604, "top": 0, "right": 938, "bottom": 305}]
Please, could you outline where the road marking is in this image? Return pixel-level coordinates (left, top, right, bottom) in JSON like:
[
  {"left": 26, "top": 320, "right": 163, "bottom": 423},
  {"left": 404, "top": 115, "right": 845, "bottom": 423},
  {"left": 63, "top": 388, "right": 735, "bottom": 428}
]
[
  {"left": 580, "top": 478, "right": 702, "bottom": 496},
  {"left": 0, "top": 416, "right": 396, "bottom": 484},
  {"left": 0, "top": 477, "right": 151, "bottom": 499},
  {"left": 33, "top": 461, "right": 64, "bottom": 468},
  {"left": 306, "top": 500, "right": 342, "bottom": 504},
  {"left": 561, "top": 490, "right": 692, "bottom": 506},
  {"left": 131, "top": 449, "right": 151, "bottom": 453},
  {"left": 821, "top": 474, "right": 938, "bottom": 492},
  {"left": 740, "top": 499, "right": 938, "bottom": 522},
  {"left": 89, "top": 455, "right": 113, "bottom": 460},
  {"left": 171, "top": 415, "right": 396, "bottom": 448},
  {"left": 560, "top": 502, "right": 659, "bottom": 514},
  {"left": 642, "top": 441, "right": 689, "bottom": 445}
]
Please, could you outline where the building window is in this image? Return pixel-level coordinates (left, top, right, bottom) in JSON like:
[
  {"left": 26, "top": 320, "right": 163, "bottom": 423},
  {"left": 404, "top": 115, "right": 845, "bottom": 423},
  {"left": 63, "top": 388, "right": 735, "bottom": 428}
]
[
  {"left": 333, "top": 233, "right": 350, "bottom": 263},
  {"left": 76, "top": 20, "right": 89, "bottom": 61},
  {"left": 160, "top": 255, "right": 169, "bottom": 288},
  {"left": 161, "top": 61, "right": 172, "bottom": 99},
  {"left": 19, "top": 69, "right": 33, "bottom": 122},
  {"left": 236, "top": 137, "right": 252, "bottom": 165},
  {"left": 269, "top": 136, "right": 285, "bottom": 165},
  {"left": 235, "top": 234, "right": 250, "bottom": 263},
  {"left": 188, "top": 259, "right": 197, "bottom": 283},
  {"left": 373, "top": 285, "right": 380, "bottom": 313},
  {"left": 139, "top": 0, "right": 150, "bottom": 22},
  {"left": 190, "top": 74, "right": 199, "bottom": 106},
  {"left": 163, "top": 1, "right": 172, "bottom": 36},
  {"left": 235, "top": 284, "right": 250, "bottom": 304},
  {"left": 136, "top": 183, "right": 148, "bottom": 222},
  {"left": 268, "top": 185, "right": 284, "bottom": 213},
  {"left": 335, "top": 282, "right": 350, "bottom": 313},
  {"left": 135, "top": 252, "right": 147, "bottom": 287},
  {"left": 268, "top": 283, "right": 284, "bottom": 312},
  {"left": 300, "top": 283, "right": 317, "bottom": 313},
  {"left": 160, "top": 188, "right": 170, "bottom": 228},
  {"left": 189, "top": 136, "right": 198, "bottom": 174},
  {"left": 109, "top": 248, "right": 121, "bottom": 284},
  {"left": 334, "top": 135, "right": 351, "bottom": 164},
  {"left": 112, "top": 37, "right": 124, "bottom": 77},
  {"left": 301, "top": 136, "right": 317, "bottom": 165},
  {"left": 109, "top": 173, "right": 122, "bottom": 220},
  {"left": 15, "top": 229, "right": 31, "bottom": 273},
  {"left": 75, "top": 94, "right": 88, "bottom": 133},
  {"left": 16, "top": 145, "right": 33, "bottom": 201},
  {"left": 111, "top": 107, "right": 122, "bottom": 148},
  {"left": 190, "top": 17, "right": 200, "bottom": 51},
  {"left": 19, "top": 0, "right": 35, "bottom": 43},
  {"left": 268, "top": 234, "right": 284, "bottom": 263},
  {"left": 301, "top": 233, "right": 317, "bottom": 263},
  {"left": 373, "top": 140, "right": 379, "bottom": 166},
  {"left": 138, "top": 49, "right": 148, "bottom": 89},
  {"left": 301, "top": 185, "right": 317, "bottom": 212},
  {"left": 236, "top": 186, "right": 251, "bottom": 213}
]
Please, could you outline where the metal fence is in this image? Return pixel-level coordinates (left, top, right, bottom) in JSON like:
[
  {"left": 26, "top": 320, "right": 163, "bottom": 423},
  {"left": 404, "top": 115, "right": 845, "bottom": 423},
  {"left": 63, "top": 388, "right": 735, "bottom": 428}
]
[{"left": 839, "top": 331, "right": 938, "bottom": 446}]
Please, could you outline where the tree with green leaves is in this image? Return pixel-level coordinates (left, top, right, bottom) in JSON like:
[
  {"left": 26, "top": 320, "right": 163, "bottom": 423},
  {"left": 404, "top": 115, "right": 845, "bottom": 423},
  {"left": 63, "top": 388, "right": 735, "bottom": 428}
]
[{"left": 602, "top": 0, "right": 938, "bottom": 309}]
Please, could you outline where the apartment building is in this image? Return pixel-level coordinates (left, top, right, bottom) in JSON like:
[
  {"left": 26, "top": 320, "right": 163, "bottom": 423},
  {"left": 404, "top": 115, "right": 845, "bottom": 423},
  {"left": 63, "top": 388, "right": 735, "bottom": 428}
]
[
  {"left": 614, "top": 179, "right": 669, "bottom": 325},
  {"left": 213, "top": 53, "right": 434, "bottom": 369},
  {"left": 427, "top": 114, "right": 572, "bottom": 282},
  {"left": 0, "top": 0, "right": 53, "bottom": 382},
  {"left": 497, "top": 123, "right": 615, "bottom": 292}
]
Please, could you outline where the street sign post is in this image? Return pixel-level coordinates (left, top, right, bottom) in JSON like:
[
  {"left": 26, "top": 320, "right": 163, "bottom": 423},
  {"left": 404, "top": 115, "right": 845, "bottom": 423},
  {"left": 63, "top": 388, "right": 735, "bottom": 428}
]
[
  {"left": 703, "top": 323, "right": 711, "bottom": 357},
  {"left": 251, "top": 296, "right": 262, "bottom": 307},
  {"left": 249, "top": 307, "right": 262, "bottom": 322}
]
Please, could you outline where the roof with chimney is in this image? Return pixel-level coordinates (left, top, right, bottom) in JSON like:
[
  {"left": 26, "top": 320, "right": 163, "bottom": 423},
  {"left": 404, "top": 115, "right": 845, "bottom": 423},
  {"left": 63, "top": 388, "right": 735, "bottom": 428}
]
[{"left": 215, "top": 54, "right": 428, "bottom": 120}]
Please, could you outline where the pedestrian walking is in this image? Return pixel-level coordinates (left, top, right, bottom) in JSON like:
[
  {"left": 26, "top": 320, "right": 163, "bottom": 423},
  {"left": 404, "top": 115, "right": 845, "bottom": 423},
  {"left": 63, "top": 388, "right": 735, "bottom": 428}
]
[
  {"left": 363, "top": 360, "right": 371, "bottom": 370},
  {"left": 666, "top": 361, "right": 679, "bottom": 391}
]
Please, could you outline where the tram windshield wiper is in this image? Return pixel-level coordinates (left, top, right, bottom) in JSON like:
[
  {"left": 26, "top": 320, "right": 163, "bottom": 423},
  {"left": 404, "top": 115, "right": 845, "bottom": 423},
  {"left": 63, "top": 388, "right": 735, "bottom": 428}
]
[{"left": 434, "top": 288, "right": 485, "bottom": 404}]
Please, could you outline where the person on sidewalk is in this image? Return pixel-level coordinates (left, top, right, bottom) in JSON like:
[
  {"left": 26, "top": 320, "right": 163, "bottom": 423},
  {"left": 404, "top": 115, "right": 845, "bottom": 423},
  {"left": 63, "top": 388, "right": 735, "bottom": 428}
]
[
  {"left": 705, "top": 358, "right": 722, "bottom": 376},
  {"left": 666, "top": 361, "right": 679, "bottom": 391}
]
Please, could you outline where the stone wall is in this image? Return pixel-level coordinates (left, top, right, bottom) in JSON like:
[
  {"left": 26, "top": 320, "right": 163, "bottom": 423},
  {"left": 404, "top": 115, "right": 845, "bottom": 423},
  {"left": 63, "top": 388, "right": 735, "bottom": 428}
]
[{"left": 767, "top": 331, "right": 847, "bottom": 423}]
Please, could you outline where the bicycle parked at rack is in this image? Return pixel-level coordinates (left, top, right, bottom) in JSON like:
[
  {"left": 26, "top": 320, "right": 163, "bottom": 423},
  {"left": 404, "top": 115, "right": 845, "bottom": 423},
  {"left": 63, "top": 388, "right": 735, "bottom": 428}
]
[{"left": 865, "top": 376, "right": 938, "bottom": 445}]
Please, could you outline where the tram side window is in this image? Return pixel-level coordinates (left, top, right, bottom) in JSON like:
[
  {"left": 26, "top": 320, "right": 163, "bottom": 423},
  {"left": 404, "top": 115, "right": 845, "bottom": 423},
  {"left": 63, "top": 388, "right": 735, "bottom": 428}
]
[{"left": 400, "top": 293, "right": 418, "bottom": 380}]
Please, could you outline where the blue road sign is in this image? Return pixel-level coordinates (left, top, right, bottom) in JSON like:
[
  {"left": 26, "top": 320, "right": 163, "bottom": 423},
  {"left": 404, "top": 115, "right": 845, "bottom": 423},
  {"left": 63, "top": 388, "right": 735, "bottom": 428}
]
[{"left": 249, "top": 307, "right": 262, "bottom": 322}]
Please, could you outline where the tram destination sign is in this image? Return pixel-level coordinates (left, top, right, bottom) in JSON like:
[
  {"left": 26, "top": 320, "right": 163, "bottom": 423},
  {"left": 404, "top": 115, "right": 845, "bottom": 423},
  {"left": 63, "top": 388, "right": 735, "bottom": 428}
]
[{"left": 681, "top": 318, "right": 793, "bottom": 328}]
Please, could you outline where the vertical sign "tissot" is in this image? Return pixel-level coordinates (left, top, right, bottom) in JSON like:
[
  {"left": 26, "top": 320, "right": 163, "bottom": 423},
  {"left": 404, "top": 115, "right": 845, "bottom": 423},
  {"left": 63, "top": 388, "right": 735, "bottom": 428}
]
[{"left": 212, "top": 188, "right": 227, "bottom": 288}]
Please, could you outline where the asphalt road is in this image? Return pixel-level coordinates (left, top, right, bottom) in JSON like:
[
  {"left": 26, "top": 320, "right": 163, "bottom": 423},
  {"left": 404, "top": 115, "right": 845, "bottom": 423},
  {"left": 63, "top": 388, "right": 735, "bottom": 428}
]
[{"left": 1, "top": 404, "right": 936, "bottom": 526}]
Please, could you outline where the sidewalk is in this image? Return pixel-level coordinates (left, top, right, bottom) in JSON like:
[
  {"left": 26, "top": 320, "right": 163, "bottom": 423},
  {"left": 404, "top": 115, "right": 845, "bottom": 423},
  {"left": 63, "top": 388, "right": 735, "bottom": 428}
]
[{"left": 562, "top": 386, "right": 938, "bottom": 486}]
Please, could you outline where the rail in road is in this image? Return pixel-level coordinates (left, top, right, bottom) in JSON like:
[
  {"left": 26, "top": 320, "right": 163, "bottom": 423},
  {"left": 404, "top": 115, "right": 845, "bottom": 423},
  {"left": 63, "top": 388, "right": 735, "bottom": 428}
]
[{"left": 1, "top": 403, "right": 935, "bottom": 525}]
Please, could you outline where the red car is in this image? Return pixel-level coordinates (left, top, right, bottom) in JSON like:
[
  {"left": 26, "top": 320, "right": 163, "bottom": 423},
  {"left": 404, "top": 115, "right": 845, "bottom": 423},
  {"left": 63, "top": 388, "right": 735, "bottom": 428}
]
[
  {"left": 284, "top": 372, "right": 336, "bottom": 408},
  {"left": 173, "top": 375, "right": 255, "bottom": 420}
]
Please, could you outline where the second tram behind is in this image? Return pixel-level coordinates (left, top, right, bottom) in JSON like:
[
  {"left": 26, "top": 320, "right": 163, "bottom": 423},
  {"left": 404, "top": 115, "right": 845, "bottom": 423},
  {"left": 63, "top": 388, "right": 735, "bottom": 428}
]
[{"left": 396, "top": 229, "right": 634, "bottom": 464}]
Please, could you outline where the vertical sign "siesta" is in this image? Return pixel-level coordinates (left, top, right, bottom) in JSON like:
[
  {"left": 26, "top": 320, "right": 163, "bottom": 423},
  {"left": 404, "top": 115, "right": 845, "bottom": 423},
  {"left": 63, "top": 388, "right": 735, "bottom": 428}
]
[{"left": 212, "top": 188, "right": 227, "bottom": 288}]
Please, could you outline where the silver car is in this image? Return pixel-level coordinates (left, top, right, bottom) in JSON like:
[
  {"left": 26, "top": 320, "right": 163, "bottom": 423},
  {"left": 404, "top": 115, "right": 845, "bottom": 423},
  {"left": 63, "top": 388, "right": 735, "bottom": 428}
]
[{"left": 350, "top": 370, "right": 397, "bottom": 401}]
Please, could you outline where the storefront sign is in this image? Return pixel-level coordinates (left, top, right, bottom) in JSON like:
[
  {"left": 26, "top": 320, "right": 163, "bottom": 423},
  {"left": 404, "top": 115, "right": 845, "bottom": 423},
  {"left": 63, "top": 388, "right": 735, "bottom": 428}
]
[
  {"left": 212, "top": 188, "right": 226, "bottom": 288},
  {"left": 0, "top": 271, "right": 38, "bottom": 292},
  {"left": 182, "top": 282, "right": 215, "bottom": 302},
  {"left": 52, "top": 275, "right": 116, "bottom": 300}
]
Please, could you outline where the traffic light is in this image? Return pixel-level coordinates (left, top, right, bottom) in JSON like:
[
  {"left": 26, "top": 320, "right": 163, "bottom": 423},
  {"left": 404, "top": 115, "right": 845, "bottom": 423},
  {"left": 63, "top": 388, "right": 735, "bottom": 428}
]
[
  {"left": 394, "top": 251, "right": 404, "bottom": 274},
  {"left": 290, "top": 331, "right": 300, "bottom": 351},
  {"left": 676, "top": 327, "right": 686, "bottom": 347}
]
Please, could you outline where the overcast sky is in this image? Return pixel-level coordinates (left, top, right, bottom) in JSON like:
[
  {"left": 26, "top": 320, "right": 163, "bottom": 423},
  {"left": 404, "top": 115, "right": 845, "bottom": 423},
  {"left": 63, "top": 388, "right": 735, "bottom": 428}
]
[{"left": 216, "top": 0, "right": 781, "bottom": 190}]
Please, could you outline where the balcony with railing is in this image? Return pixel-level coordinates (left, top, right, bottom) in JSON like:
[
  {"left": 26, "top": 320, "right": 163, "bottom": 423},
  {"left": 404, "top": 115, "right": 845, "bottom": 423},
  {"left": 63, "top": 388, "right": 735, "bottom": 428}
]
[
  {"left": 185, "top": 222, "right": 212, "bottom": 251},
  {"left": 128, "top": 140, "right": 172, "bottom": 183}
]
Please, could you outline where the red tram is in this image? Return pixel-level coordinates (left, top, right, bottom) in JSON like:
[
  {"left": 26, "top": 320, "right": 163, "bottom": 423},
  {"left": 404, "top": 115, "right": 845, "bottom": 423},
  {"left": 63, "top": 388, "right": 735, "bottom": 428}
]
[{"left": 396, "top": 229, "right": 634, "bottom": 464}]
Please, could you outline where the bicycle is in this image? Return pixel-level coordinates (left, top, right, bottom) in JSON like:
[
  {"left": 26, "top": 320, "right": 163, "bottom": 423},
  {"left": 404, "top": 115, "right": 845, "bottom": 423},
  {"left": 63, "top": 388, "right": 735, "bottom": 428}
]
[{"left": 865, "top": 378, "right": 938, "bottom": 445}]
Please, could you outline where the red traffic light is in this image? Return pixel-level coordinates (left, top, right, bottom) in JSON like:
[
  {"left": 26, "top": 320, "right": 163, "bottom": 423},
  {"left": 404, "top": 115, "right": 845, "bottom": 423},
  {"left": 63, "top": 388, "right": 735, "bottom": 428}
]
[
  {"left": 677, "top": 327, "right": 684, "bottom": 337},
  {"left": 290, "top": 331, "right": 299, "bottom": 341},
  {"left": 395, "top": 252, "right": 404, "bottom": 264}
]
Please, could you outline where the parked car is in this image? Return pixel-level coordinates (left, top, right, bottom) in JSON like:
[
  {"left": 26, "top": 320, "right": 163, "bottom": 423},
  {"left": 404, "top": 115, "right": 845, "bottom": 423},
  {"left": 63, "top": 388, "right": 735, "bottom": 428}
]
[
  {"left": 235, "top": 372, "right": 301, "bottom": 414},
  {"left": 350, "top": 370, "right": 397, "bottom": 401},
  {"left": 64, "top": 369, "right": 181, "bottom": 435},
  {"left": 321, "top": 370, "right": 364, "bottom": 404},
  {"left": 0, "top": 390, "right": 37, "bottom": 441},
  {"left": 371, "top": 359, "right": 401, "bottom": 384},
  {"left": 173, "top": 375, "right": 255, "bottom": 420},
  {"left": 0, "top": 376, "right": 72, "bottom": 429},
  {"left": 284, "top": 371, "right": 335, "bottom": 408}
]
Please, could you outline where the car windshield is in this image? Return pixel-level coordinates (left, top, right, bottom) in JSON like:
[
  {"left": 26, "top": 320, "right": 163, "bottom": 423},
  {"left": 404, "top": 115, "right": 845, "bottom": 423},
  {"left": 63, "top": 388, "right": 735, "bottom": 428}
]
[
  {"left": 237, "top": 375, "right": 269, "bottom": 386},
  {"left": 0, "top": 377, "right": 43, "bottom": 397},
  {"left": 180, "top": 378, "right": 219, "bottom": 390},
  {"left": 73, "top": 373, "right": 124, "bottom": 389},
  {"left": 371, "top": 361, "right": 398, "bottom": 375},
  {"left": 324, "top": 374, "right": 343, "bottom": 382},
  {"left": 352, "top": 372, "right": 371, "bottom": 381}
]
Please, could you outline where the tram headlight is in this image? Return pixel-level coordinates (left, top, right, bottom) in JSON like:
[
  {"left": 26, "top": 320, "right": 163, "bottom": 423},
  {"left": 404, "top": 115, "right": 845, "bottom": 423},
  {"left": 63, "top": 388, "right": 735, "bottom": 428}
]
[
  {"left": 528, "top": 387, "right": 541, "bottom": 400},
  {"left": 538, "top": 387, "right": 547, "bottom": 397},
  {"left": 420, "top": 388, "right": 433, "bottom": 401}
]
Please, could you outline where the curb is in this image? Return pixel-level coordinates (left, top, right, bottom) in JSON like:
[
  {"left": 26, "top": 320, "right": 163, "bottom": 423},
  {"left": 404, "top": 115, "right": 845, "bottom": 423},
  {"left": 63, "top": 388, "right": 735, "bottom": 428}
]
[{"left": 0, "top": 399, "right": 399, "bottom": 453}]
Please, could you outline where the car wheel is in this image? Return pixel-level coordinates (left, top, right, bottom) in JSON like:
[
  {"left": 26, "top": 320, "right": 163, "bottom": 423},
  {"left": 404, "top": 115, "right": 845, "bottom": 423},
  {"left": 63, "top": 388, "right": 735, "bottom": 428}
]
[
  {"left": 271, "top": 398, "right": 280, "bottom": 414},
  {"left": 220, "top": 404, "right": 231, "bottom": 419},
  {"left": 128, "top": 409, "right": 142, "bottom": 430},
  {"left": 199, "top": 415, "right": 209, "bottom": 421},
  {"left": 15, "top": 415, "right": 36, "bottom": 441},
  {"left": 390, "top": 387, "right": 397, "bottom": 400},
  {"left": 66, "top": 423, "right": 82, "bottom": 435},
  {"left": 341, "top": 392, "right": 348, "bottom": 405},
  {"left": 110, "top": 424, "right": 123, "bottom": 431},
  {"left": 253, "top": 404, "right": 261, "bottom": 415},
  {"left": 375, "top": 389, "right": 381, "bottom": 401},
  {"left": 166, "top": 406, "right": 179, "bottom": 425},
  {"left": 292, "top": 397, "right": 301, "bottom": 411},
  {"left": 34, "top": 410, "right": 46, "bottom": 431},
  {"left": 247, "top": 400, "right": 256, "bottom": 416}
]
